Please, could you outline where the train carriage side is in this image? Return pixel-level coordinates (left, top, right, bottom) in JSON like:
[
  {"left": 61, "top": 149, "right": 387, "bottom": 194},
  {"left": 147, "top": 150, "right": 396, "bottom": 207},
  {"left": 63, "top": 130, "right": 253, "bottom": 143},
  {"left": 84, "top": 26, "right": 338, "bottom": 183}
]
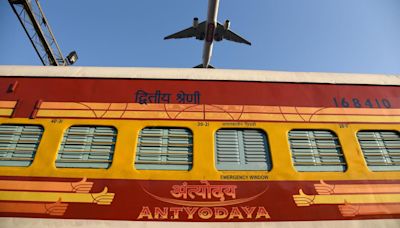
[{"left": 0, "top": 66, "right": 399, "bottom": 227}]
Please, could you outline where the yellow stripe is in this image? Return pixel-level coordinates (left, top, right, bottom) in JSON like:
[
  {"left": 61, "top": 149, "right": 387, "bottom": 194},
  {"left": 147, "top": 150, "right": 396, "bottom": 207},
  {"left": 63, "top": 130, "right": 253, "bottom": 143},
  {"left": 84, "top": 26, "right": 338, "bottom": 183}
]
[
  {"left": 0, "top": 118, "right": 399, "bottom": 181},
  {"left": 0, "top": 109, "right": 13, "bottom": 117},
  {"left": 310, "top": 115, "right": 400, "bottom": 123},
  {"left": 37, "top": 110, "right": 96, "bottom": 118},
  {"left": 293, "top": 189, "right": 400, "bottom": 206},
  {"left": 0, "top": 187, "right": 114, "bottom": 205}
]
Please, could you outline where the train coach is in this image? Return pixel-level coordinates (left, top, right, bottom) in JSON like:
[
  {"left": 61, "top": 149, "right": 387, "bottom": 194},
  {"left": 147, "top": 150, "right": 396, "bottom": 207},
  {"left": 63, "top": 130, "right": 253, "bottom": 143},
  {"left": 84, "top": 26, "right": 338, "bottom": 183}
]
[{"left": 0, "top": 65, "right": 399, "bottom": 227}]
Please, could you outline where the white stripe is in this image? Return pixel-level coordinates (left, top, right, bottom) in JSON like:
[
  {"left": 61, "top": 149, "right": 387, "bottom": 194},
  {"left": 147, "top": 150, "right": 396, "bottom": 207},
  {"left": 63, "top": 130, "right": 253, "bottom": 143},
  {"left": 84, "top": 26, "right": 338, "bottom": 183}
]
[
  {"left": 0, "top": 65, "right": 399, "bottom": 85},
  {"left": 1, "top": 218, "right": 399, "bottom": 228}
]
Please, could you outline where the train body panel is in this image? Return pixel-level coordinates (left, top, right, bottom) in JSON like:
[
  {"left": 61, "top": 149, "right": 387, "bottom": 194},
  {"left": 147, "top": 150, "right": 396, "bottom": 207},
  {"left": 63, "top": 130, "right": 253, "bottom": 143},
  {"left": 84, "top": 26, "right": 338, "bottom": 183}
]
[
  {"left": 0, "top": 66, "right": 399, "bottom": 226},
  {"left": 1, "top": 176, "right": 400, "bottom": 222}
]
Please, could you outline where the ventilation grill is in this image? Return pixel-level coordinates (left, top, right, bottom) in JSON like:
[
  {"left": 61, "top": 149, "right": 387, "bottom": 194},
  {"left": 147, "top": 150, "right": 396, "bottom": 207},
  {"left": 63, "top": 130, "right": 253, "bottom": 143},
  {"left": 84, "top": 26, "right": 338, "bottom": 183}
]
[
  {"left": 56, "top": 126, "right": 116, "bottom": 169},
  {"left": 0, "top": 125, "right": 43, "bottom": 167},
  {"left": 135, "top": 128, "right": 193, "bottom": 170},
  {"left": 357, "top": 131, "right": 400, "bottom": 171},
  {"left": 289, "top": 130, "right": 346, "bottom": 172}
]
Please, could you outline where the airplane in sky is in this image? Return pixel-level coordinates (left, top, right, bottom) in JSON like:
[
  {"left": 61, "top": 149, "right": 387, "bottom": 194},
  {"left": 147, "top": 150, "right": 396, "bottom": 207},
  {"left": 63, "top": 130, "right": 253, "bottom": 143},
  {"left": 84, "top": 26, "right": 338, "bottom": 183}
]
[{"left": 164, "top": 0, "right": 251, "bottom": 68}]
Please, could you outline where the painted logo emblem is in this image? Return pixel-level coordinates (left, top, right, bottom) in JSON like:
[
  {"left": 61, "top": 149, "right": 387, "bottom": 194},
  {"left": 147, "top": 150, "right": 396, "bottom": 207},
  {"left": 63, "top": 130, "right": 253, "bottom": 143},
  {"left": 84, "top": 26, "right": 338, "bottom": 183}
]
[{"left": 137, "top": 181, "right": 270, "bottom": 221}]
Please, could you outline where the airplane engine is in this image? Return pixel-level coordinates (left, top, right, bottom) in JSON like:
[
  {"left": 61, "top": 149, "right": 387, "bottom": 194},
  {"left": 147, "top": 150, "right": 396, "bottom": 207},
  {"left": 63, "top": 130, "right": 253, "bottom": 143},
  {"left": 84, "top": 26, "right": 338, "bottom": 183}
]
[
  {"left": 224, "top": 20, "right": 230, "bottom": 31},
  {"left": 193, "top": 17, "right": 199, "bottom": 29}
]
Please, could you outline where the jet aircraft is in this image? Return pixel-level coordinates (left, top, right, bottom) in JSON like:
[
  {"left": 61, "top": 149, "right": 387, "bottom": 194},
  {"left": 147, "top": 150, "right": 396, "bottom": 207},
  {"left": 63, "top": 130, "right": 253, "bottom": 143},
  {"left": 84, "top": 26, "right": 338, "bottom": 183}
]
[{"left": 164, "top": 0, "right": 251, "bottom": 68}]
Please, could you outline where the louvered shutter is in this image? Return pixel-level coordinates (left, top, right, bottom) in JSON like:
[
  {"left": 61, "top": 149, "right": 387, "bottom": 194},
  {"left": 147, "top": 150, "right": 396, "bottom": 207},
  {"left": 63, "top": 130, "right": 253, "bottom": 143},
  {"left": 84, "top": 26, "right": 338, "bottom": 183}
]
[
  {"left": 135, "top": 128, "right": 193, "bottom": 170},
  {"left": 0, "top": 125, "right": 43, "bottom": 167},
  {"left": 56, "top": 126, "right": 116, "bottom": 168},
  {"left": 357, "top": 131, "right": 400, "bottom": 171},
  {"left": 216, "top": 129, "right": 271, "bottom": 170},
  {"left": 289, "top": 130, "right": 346, "bottom": 172}
]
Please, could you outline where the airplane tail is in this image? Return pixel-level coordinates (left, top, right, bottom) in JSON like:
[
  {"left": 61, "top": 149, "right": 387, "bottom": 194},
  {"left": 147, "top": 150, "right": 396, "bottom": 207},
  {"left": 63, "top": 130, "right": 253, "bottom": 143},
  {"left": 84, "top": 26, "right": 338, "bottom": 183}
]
[{"left": 194, "top": 64, "right": 214, "bottom": 69}]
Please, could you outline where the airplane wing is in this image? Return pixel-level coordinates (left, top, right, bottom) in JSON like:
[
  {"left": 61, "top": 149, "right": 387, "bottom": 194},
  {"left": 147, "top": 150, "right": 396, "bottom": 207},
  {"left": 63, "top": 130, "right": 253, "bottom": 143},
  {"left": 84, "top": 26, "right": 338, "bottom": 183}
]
[
  {"left": 164, "top": 22, "right": 206, "bottom": 40},
  {"left": 216, "top": 23, "right": 251, "bottom": 45}
]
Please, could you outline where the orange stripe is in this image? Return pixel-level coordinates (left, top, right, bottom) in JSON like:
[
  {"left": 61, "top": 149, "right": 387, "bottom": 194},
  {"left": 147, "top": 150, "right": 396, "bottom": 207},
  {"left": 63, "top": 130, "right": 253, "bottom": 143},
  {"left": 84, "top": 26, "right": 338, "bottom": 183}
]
[
  {"left": 339, "top": 203, "right": 400, "bottom": 217},
  {"left": 36, "top": 102, "right": 400, "bottom": 123},
  {"left": 0, "top": 178, "right": 93, "bottom": 193},
  {"left": 38, "top": 102, "right": 400, "bottom": 115},
  {"left": 314, "top": 180, "right": 400, "bottom": 195},
  {"left": 0, "top": 101, "right": 17, "bottom": 109},
  {"left": 0, "top": 201, "right": 68, "bottom": 216}
]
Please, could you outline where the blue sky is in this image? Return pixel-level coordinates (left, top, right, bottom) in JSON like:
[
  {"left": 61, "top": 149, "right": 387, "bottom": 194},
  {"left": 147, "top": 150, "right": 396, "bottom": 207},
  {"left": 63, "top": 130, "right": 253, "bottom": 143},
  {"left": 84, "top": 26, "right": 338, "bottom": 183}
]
[{"left": 1, "top": 0, "right": 400, "bottom": 74}]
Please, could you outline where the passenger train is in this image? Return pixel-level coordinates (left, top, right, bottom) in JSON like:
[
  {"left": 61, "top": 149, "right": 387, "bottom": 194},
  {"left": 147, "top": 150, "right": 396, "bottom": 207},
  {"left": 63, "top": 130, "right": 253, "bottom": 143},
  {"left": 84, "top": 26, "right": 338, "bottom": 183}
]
[{"left": 0, "top": 65, "right": 399, "bottom": 227}]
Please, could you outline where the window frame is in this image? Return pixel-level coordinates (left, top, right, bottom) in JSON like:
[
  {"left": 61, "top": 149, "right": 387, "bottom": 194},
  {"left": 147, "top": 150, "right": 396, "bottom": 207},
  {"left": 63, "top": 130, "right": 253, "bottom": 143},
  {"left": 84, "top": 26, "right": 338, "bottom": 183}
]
[
  {"left": 55, "top": 125, "right": 117, "bottom": 169},
  {"left": 214, "top": 128, "right": 272, "bottom": 171},
  {"left": 356, "top": 130, "right": 400, "bottom": 172},
  {"left": 288, "top": 129, "right": 347, "bottom": 172},
  {"left": 0, "top": 124, "right": 44, "bottom": 167},
  {"left": 134, "top": 127, "right": 194, "bottom": 171}
]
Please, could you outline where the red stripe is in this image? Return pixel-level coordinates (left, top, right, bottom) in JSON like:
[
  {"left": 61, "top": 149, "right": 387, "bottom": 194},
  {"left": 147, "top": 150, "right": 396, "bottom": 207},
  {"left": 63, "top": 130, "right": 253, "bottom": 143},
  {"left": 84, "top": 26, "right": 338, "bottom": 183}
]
[
  {"left": 0, "top": 77, "right": 399, "bottom": 118},
  {"left": 0, "top": 176, "right": 399, "bottom": 221}
]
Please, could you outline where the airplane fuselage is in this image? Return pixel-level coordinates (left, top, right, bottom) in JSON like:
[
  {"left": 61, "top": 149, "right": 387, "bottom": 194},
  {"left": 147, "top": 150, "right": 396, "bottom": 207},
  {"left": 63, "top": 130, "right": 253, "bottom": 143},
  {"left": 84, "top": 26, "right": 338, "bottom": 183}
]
[{"left": 202, "top": 0, "right": 220, "bottom": 68}]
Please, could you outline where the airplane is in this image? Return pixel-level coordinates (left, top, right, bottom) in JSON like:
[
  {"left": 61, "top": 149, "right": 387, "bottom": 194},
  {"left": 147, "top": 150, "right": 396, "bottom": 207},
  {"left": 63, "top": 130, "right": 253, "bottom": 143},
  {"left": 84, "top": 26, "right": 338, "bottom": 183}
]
[{"left": 164, "top": 0, "right": 251, "bottom": 68}]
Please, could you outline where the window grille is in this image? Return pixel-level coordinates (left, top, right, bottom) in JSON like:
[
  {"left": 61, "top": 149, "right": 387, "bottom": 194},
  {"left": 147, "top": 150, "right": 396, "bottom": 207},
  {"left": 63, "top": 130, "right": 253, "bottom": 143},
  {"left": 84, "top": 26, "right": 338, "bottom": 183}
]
[
  {"left": 0, "top": 125, "right": 43, "bottom": 167},
  {"left": 56, "top": 126, "right": 116, "bottom": 168},
  {"left": 215, "top": 129, "right": 271, "bottom": 170},
  {"left": 135, "top": 128, "right": 193, "bottom": 170},
  {"left": 289, "top": 130, "right": 346, "bottom": 172},
  {"left": 357, "top": 131, "right": 400, "bottom": 171}
]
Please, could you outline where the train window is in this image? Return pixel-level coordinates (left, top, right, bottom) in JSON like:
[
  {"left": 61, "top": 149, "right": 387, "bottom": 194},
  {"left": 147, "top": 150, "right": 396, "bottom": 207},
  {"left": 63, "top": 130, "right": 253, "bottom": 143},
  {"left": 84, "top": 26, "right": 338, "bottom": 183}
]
[
  {"left": 135, "top": 127, "right": 193, "bottom": 170},
  {"left": 56, "top": 126, "right": 117, "bottom": 169},
  {"left": 215, "top": 129, "right": 271, "bottom": 171},
  {"left": 289, "top": 130, "right": 346, "bottom": 172},
  {"left": 357, "top": 131, "right": 400, "bottom": 171},
  {"left": 0, "top": 124, "right": 43, "bottom": 167}
]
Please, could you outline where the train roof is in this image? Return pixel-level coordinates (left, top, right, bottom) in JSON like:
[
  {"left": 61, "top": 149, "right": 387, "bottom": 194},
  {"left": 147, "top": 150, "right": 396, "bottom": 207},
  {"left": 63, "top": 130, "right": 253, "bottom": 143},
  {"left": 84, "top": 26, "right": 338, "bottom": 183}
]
[{"left": 0, "top": 65, "right": 400, "bottom": 86}]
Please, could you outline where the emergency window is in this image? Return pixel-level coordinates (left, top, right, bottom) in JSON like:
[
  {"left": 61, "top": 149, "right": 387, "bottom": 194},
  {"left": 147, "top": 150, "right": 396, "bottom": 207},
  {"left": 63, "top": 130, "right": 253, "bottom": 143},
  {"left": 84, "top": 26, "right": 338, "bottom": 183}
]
[{"left": 215, "top": 129, "right": 272, "bottom": 171}]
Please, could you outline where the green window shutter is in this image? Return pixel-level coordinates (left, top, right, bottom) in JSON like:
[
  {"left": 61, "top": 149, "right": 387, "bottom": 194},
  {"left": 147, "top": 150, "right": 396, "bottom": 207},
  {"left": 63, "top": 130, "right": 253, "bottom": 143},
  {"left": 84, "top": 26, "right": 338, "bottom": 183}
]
[
  {"left": 135, "top": 128, "right": 193, "bottom": 170},
  {"left": 56, "top": 126, "right": 116, "bottom": 169},
  {"left": 357, "top": 131, "right": 400, "bottom": 171},
  {"left": 0, "top": 125, "right": 43, "bottom": 167},
  {"left": 289, "top": 130, "right": 346, "bottom": 172},
  {"left": 216, "top": 129, "right": 271, "bottom": 171}
]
